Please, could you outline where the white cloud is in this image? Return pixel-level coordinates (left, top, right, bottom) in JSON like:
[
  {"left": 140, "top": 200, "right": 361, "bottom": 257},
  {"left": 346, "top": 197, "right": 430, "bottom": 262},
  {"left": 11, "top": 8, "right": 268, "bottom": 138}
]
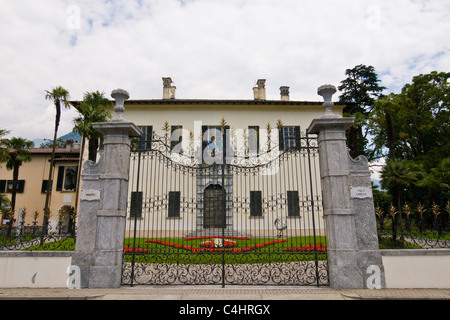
[{"left": 0, "top": 0, "right": 448, "bottom": 140}]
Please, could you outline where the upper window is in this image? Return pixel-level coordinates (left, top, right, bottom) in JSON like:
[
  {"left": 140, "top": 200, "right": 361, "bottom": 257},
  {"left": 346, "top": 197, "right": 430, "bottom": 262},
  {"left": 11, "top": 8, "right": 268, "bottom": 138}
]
[
  {"left": 137, "top": 126, "right": 153, "bottom": 151},
  {"left": 0, "top": 180, "right": 25, "bottom": 194},
  {"left": 248, "top": 126, "right": 260, "bottom": 154},
  {"left": 56, "top": 166, "right": 78, "bottom": 192},
  {"left": 202, "top": 125, "right": 228, "bottom": 163},
  {"left": 170, "top": 125, "right": 183, "bottom": 153},
  {"left": 279, "top": 126, "right": 301, "bottom": 151}
]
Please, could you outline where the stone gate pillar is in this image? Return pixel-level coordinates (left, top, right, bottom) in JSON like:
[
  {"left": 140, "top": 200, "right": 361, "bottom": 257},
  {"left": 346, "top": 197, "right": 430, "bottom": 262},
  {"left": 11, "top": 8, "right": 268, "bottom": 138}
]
[
  {"left": 72, "top": 89, "right": 141, "bottom": 288},
  {"left": 308, "top": 85, "right": 385, "bottom": 289}
]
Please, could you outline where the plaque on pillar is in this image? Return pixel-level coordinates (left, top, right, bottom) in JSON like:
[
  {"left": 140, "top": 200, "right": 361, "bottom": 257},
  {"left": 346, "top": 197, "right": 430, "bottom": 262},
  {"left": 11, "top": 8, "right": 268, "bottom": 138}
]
[{"left": 350, "top": 186, "right": 373, "bottom": 199}]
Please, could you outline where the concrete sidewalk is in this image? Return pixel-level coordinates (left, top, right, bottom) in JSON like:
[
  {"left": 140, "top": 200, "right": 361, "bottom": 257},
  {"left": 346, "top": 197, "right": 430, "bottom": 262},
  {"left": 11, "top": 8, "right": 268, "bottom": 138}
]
[{"left": 0, "top": 286, "right": 449, "bottom": 300}]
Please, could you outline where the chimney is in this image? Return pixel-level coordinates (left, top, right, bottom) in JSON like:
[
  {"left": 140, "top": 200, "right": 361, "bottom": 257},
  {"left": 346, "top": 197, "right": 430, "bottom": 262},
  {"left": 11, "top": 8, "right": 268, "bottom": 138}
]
[
  {"left": 280, "top": 86, "right": 290, "bottom": 101},
  {"left": 65, "top": 139, "right": 74, "bottom": 152},
  {"left": 73, "top": 141, "right": 81, "bottom": 151},
  {"left": 253, "top": 79, "right": 266, "bottom": 100},
  {"left": 162, "top": 77, "right": 176, "bottom": 99}
]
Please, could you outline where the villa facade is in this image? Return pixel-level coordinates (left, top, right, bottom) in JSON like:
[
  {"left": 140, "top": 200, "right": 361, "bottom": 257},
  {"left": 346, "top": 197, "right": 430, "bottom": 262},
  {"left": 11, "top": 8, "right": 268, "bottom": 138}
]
[{"left": 110, "top": 78, "right": 345, "bottom": 240}]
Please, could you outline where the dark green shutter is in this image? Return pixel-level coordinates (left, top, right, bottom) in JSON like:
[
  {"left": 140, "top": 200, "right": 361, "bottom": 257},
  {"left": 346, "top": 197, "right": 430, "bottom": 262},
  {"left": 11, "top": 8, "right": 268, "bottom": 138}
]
[
  {"left": 145, "top": 126, "right": 153, "bottom": 150},
  {"left": 250, "top": 191, "right": 262, "bottom": 217},
  {"left": 130, "top": 192, "right": 143, "bottom": 218},
  {"left": 41, "top": 180, "right": 52, "bottom": 194},
  {"left": 0, "top": 180, "right": 6, "bottom": 193},
  {"left": 279, "top": 128, "right": 284, "bottom": 151},
  {"left": 56, "top": 166, "right": 65, "bottom": 191},
  {"left": 202, "top": 126, "right": 207, "bottom": 162},
  {"left": 287, "top": 191, "right": 300, "bottom": 217},
  {"left": 17, "top": 180, "right": 25, "bottom": 193},
  {"left": 168, "top": 191, "right": 181, "bottom": 217},
  {"left": 294, "top": 126, "right": 301, "bottom": 149}
]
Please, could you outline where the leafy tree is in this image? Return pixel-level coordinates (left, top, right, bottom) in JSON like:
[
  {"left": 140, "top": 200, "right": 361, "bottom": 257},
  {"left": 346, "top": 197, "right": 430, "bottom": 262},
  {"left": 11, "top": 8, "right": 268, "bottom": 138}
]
[
  {"left": 44, "top": 86, "right": 71, "bottom": 221},
  {"left": 371, "top": 71, "right": 450, "bottom": 209},
  {"left": 73, "top": 91, "right": 111, "bottom": 162},
  {"left": 368, "top": 93, "right": 401, "bottom": 160},
  {"left": 394, "top": 71, "right": 449, "bottom": 165},
  {"left": 0, "top": 137, "right": 33, "bottom": 222},
  {"left": 338, "top": 64, "right": 386, "bottom": 159}
]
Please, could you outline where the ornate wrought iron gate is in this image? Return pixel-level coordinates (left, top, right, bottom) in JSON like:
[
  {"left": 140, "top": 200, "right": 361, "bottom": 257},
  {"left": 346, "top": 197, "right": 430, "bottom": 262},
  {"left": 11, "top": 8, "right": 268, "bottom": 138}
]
[{"left": 122, "top": 128, "right": 328, "bottom": 286}]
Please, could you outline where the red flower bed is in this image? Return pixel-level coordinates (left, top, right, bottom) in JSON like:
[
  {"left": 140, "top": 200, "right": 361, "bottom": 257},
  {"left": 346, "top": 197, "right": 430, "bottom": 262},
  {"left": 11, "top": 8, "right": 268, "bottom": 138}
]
[
  {"left": 283, "top": 244, "right": 326, "bottom": 252},
  {"left": 143, "top": 238, "right": 287, "bottom": 253},
  {"left": 183, "top": 236, "right": 250, "bottom": 241},
  {"left": 124, "top": 246, "right": 151, "bottom": 253}
]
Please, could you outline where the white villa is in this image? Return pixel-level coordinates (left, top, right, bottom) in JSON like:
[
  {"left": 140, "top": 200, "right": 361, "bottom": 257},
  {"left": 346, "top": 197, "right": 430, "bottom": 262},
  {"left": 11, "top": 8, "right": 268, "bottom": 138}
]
[{"left": 107, "top": 78, "right": 345, "bottom": 239}]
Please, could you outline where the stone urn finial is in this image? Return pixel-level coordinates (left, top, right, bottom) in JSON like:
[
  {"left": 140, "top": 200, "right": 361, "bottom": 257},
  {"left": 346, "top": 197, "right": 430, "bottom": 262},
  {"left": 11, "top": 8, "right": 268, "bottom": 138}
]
[
  {"left": 317, "top": 85, "right": 340, "bottom": 118},
  {"left": 111, "top": 89, "right": 130, "bottom": 121}
]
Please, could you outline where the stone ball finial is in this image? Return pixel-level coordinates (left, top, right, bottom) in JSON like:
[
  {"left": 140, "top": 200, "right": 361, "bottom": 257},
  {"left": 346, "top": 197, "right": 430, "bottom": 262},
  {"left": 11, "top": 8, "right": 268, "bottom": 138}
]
[
  {"left": 111, "top": 89, "right": 130, "bottom": 121},
  {"left": 317, "top": 85, "right": 340, "bottom": 118}
]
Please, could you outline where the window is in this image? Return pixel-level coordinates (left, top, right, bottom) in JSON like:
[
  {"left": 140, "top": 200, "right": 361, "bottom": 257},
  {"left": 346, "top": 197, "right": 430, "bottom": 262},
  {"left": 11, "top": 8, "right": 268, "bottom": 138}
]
[
  {"left": 202, "top": 125, "right": 229, "bottom": 163},
  {"left": 130, "top": 191, "right": 143, "bottom": 218},
  {"left": 279, "top": 126, "right": 301, "bottom": 151},
  {"left": 170, "top": 125, "right": 183, "bottom": 153},
  {"left": 137, "top": 126, "right": 153, "bottom": 151},
  {"left": 287, "top": 191, "right": 300, "bottom": 217},
  {"left": 248, "top": 126, "right": 259, "bottom": 154},
  {"left": 250, "top": 191, "right": 263, "bottom": 217},
  {"left": 41, "top": 180, "right": 53, "bottom": 194},
  {"left": 168, "top": 191, "right": 181, "bottom": 218},
  {"left": 56, "top": 166, "right": 78, "bottom": 192},
  {"left": 0, "top": 180, "right": 25, "bottom": 193}
]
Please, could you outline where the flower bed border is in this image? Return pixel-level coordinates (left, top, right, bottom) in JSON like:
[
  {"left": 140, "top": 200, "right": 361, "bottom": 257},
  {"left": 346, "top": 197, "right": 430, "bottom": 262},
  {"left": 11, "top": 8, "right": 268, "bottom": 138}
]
[
  {"left": 183, "top": 236, "right": 251, "bottom": 241},
  {"left": 142, "top": 238, "right": 287, "bottom": 253},
  {"left": 283, "top": 244, "right": 326, "bottom": 252}
]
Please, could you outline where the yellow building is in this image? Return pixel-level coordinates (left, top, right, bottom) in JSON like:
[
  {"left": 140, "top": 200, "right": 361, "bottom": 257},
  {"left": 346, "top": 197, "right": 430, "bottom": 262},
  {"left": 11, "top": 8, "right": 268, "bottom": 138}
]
[{"left": 0, "top": 139, "right": 82, "bottom": 231}]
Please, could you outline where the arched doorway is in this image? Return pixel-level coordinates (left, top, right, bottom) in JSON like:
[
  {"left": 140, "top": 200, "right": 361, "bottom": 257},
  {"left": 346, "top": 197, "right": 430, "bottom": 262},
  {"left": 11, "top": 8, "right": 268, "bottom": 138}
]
[{"left": 203, "top": 184, "right": 225, "bottom": 229}]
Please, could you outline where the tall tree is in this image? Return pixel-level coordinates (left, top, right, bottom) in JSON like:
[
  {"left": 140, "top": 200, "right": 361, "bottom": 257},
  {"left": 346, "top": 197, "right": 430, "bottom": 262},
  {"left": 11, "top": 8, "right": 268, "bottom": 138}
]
[
  {"left": 0, "top": 129, "right": 11, "bottom": 218},
  {"left": 370, "top": 71, "right": 450, "bottom": 208},
  {"left": 370, "top": 71, "right": 449, "bottom": 164},
  {"left": 368, "top": 93, "right": 401, "bottom": 160},
  {"left": 44, "top": 86, "right": 71, "bottom": 222},
  {"left": 338, "top": 64, "right": 386, "bottom": 159},
  {"left": 0, "top": 137, "right": 33, "bottom": 220},
  {"left": 73, "top": 91, "right": 111, "bottom": 162}
]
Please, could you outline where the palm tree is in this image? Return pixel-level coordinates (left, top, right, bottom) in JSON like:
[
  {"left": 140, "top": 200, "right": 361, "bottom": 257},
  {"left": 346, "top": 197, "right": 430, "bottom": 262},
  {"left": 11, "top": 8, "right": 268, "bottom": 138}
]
[
  {"left": 72, "top": 91, "right": 111, "bottom": 216},
  {"left": 73, "top": 91, "right": 111, "bottom": 162},
  {"left": 44, "top": 86, "right": 71, "bottom": 224},
  {"left": 0, "top": 129, "right": 11, "bottom": 222},
  {"left": 0, "top": 129, "right": 10, "bottom": 160},
  {"left": 1, "top": 137, "right": 33, "bottom": 234},
  {"left": 381, "top": 159, "right": 420, "bottom": 210}
]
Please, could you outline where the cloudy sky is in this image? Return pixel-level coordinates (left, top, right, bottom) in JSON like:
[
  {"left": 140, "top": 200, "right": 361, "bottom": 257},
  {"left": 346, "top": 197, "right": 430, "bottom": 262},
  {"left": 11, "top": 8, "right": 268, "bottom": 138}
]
[{"left": 0, "top": 0, "right": 449, "bottom": 141}]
